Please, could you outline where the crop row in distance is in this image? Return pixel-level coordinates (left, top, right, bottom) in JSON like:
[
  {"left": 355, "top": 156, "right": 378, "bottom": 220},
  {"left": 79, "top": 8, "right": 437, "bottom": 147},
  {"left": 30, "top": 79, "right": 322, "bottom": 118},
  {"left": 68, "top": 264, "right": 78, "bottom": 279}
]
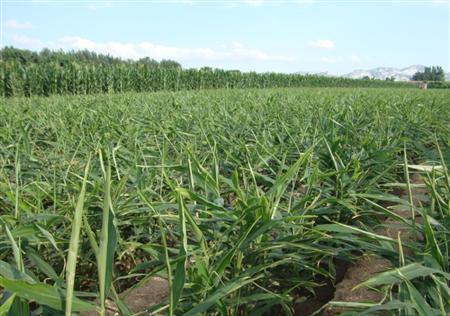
[
  {"left": 0, "top": 87, "right": 449, "bottom": 315},
  {"left": 0, "top": 62, "right": 417, "bottom": 97}
]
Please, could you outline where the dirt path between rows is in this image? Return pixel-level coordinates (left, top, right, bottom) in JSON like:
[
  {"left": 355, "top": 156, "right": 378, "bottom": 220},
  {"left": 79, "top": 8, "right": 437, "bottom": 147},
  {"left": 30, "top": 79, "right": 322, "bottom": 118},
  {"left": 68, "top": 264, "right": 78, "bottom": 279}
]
[{"left": 321, "top": 173, "right": 426, "bottom": 316}]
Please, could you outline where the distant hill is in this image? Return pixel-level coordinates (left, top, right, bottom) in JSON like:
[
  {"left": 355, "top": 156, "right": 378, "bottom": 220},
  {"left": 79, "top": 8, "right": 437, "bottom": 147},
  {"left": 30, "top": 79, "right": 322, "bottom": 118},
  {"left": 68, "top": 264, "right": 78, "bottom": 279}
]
[{"left": 343, "top": 65, "right": 450, "bottom": 81}]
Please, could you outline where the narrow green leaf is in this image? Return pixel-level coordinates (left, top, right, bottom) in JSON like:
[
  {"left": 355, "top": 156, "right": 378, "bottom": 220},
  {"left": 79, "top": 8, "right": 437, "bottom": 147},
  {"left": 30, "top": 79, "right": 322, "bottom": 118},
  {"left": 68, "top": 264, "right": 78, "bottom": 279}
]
[
  {"left": 159, "top": 220, "right": 173, "bottom": 316},
  {"left": 98, "top": 162, "right": 118, "bottom": 315},
  {"left": 0, "top": 260, "right": 35, "bottom": 284},
  {"left": 316, "top": 223, "right": 396, "bottom": 242},
  {"left": 171, "top": 192, "right": 188, "bottom": 311},
  {"left": 355, "top": 263, "right": 450, "bottom": 289},
  {"left": 3, "top": 223, "right": 23, "bottom": 272},
  {"left": 65, "top": 158, "right": 91, "bottom": 316},
  {"left": 26, "top": 249, "right": 60, "bottom": 282},
  {"left": 405, "top": 280, "right": 438, "bottom": 316},
  {"left": 0, "top": 276, "right": 95, "bottom": 312},
  {"left": 359, "top": 300, "right": 412, "bottom": 315},
  {"left": 0, "top": 293, "right": 16, "bottom": 316}
]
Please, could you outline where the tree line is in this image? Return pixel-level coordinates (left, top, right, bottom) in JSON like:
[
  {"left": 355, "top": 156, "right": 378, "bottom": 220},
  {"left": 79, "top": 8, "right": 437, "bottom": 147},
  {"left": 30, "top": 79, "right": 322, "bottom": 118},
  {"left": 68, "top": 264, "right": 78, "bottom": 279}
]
[
  {"left": 412, "top": 66, "right": 446, "bottom": 82},
  {"left": 0, "top": 46, "right": 182, "bottom": 69}
]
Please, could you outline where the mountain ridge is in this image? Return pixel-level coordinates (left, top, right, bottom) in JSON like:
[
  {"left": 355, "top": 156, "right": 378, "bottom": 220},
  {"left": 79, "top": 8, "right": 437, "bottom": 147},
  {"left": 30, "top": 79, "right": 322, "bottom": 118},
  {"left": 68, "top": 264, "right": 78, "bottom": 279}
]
[{"left": 343, "top": 65, "right": 450, "bottom": 81}]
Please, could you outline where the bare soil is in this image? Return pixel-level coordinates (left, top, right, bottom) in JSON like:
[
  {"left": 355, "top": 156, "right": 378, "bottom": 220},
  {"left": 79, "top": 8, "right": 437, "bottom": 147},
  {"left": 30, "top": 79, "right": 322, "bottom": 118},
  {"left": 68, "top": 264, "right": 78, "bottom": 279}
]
[
  {"left": 121, "top": 276, "right": 169, "bottom": 313},
  {"left": 321, "top": 174, "right": 425, "bottom": 316},
  {"left": 80, "top": 276, "right": 169, "bottom": 316}
]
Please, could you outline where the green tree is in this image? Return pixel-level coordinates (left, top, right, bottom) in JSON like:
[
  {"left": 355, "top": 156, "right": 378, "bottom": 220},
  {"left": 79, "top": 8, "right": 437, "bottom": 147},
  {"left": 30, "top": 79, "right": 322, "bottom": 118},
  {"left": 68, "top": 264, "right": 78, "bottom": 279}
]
[{"left": 412, "top": 66, "right": 445, "bottom": 81}]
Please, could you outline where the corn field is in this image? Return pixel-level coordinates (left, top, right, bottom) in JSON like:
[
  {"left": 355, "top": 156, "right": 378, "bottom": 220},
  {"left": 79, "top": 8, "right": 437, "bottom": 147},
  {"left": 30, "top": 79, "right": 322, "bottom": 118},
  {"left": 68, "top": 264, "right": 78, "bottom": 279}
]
[
  {"left": 0, "top": 61, "right": 417, "bottom": 97},
  {"left": 0, "top": 88, "right": 449, "bottom": 315}
]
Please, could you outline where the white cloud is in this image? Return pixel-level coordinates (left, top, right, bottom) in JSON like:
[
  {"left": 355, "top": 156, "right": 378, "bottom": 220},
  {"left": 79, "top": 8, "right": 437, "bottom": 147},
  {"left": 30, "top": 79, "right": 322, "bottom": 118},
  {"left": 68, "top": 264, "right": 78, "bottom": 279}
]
[
  {"left": 4, "top": 20, "right": 33, "bottom": 30},
  {"left": 232, "top": 41, "right": 244, "bottom": 49},
  {"left": 9, "top": 35, "right": 295, "bottom": 64},
  {"left": 59, "top": 37, "right": 97, "bottom": 51},
  {"left": 137, "top": 42, "right": 190, "bottom": 59},
  {"left": 308, "top": 39, "right": 335, "bottom": 49},
  {"left": 57, "top": 37, "right": 212, "bottom": 60}
]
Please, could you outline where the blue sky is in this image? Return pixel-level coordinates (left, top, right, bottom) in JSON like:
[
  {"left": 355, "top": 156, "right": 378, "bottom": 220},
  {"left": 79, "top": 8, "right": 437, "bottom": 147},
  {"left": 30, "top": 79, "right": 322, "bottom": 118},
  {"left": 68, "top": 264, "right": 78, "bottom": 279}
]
[{"left": 1, "top": 0, "right": 449, "bottom": 74}]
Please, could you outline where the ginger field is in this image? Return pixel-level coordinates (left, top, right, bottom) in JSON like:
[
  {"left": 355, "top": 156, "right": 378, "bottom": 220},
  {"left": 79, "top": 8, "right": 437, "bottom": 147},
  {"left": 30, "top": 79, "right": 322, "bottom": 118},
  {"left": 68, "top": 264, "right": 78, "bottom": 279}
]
[{"left": 0, "top": 88, "right": 449, "bottom": 315}]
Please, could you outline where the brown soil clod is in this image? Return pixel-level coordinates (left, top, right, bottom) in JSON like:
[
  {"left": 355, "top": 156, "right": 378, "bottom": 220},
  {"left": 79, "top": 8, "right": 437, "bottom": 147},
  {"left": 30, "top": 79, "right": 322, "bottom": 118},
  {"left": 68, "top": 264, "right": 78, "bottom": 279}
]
[
  {"left": 121, "top": 276, "right": 169, "bottom": 313},
  {"left": 322, "top": 256, "right": 391, "bottom": 316},
  {"left": 81, "top": 276, "right": 169, "bottom": 316}
]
